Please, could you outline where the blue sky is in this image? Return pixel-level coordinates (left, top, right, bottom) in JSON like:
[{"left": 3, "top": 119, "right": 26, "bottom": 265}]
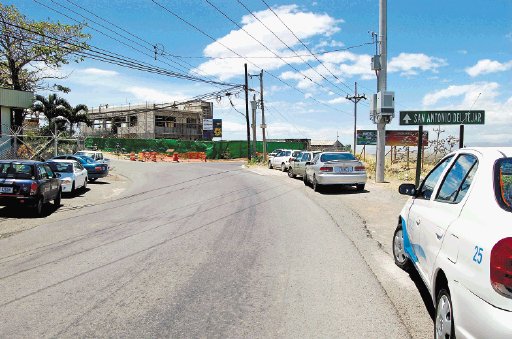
[{"left": 7, "top": 0, "right": 512, "bottom": 147}]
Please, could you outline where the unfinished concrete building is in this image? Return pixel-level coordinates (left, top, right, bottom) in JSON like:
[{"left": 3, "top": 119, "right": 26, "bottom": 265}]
[{"left": 82, "top": 101, "right": 214, "bottom": 140}]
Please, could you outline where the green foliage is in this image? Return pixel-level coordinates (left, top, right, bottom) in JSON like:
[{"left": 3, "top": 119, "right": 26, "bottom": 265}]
[{"left": 33, "top": 93, "right": 90, "bottom": 135}]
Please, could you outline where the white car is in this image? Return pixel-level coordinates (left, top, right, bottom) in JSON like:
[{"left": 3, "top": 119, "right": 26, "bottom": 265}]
[
  {"left": 393, "top": 147, "right": 512, "bottom": 338},
  {"left": 46, "top": 159, "right": 88, "bottom": 194},
  {"left": 304, "top": 151, "right": 367, "bottom": 191},
  {"left": 75, "top": 150, "right": 110, "bottom": 168},
  {"left": 268, "top": 149, "right": 301, "bottom": 171}
]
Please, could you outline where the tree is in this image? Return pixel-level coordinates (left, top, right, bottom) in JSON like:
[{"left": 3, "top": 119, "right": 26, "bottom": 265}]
[
  {"left": 0, "top": 3, "right": 89, "bottom": 129},
  {"left": 33, "top": 94, "right": 91, "bottom": 135}
]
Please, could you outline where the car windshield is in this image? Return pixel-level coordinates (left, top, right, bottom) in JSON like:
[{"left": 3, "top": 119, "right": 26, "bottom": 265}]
[
  {"left": 47, "top": 162, "right": 73, "bottom": 173},
  {"left": 320, "top": 153, "right": 356, "bottom": 162},
  {"left": 76, "top": 152, "right": 93, "bottom": 157},
  {"left": 292, "top": 151, "right": 301, "bottom": 157},
  {"left": 496, "top": 158, "right": 512, "bottom": 212},
  {"left": 75, "top": 155, "right": 95, "bottom": 164},
  {"left": 0, "top": 163, "right": 35, "bottom": 179}
]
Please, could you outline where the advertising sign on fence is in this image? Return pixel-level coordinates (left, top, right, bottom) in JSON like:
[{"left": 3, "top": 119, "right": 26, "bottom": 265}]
[
  {"left": 203, "top": 119, "right": 213, "bottom": 131},
  {"left": 213, "top": 119, "right": 222, "bottom": 138},
  {"left": 356, "top": 130, "right": 429, "bottom": 146}
]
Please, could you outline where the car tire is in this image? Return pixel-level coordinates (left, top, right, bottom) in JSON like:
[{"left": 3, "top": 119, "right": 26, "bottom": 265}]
[
  {"left": 281, "top": 163, "right": 287, "bottom": 172},
  {"left": 54, "top": 189, "right": 61, "bottom": 207},
  {"left": 303, "top": 173, "right": 308, "bottom": 186},
  {"left": 288, "top": 168, "right": 295, "bottom": 178},
  {"left": 313, "top": 175, "right": 321, "bottom": 192},
  {"left": 435, "top": 288, "right": 455, "bottom": 339},
  {"left": 71, "top": 181, "right": 76, "bottom": 194},
  {"left": 393, "top": 224, "right": 411, "bottom": 271},
  {"left": 34, "top": 198, "right": 44, "bottom": 218},
  {"left": 356, "top": 184, "right": 365, "bottom": 191},
  {"left": 268, "top": 161, "right": 273, "bottom": 169}
]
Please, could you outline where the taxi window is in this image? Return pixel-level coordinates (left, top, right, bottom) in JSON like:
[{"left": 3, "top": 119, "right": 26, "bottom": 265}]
[
  {"left": 301, "top": 153, "right": 310, "bottom": 161},
  {"left": 495, "top": 158, "right": 512, "bottom": 212},
  {"left": 417, "top": 155, "right": 453, "bottom": 200},
  {"left": 436, "top": 154, "right": 478, "bottom": 203}
]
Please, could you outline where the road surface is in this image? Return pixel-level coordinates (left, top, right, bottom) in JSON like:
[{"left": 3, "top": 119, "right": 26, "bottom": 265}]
[{"left": 0, "top": 161, "right": 412, "bottom": 338}]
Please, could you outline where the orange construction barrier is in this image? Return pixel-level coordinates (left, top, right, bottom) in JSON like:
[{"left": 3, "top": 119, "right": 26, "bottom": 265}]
[
  {"left": 151, "top": 152, "right": 157, "bottom": 162},
  {"left": 130, "top": 152, "right": 136, "bottom": 161},
  {"left": 173, "top": 152, "right": 179, "bottom": 162}
]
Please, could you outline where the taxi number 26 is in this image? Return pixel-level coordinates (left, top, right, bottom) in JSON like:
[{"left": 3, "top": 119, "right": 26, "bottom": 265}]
[{"left": 473, "top": 246, "right": 483, "bottom": 264}]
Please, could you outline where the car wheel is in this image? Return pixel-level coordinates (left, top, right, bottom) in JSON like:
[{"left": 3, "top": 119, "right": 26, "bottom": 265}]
[
  {"left": 435, "top": 288, "right": 455, "bottom": 339},
  {"left": 34, "top": 198, "right": 44, "bottom": 218},
  {"left": 71, "top": 181, "right": 75, "bottom": 194},
  {"left": 303, "top": 173, "right": 308, "bottom": 185},
  {"left": 268, "top": 161, "right": 273, "bottom": 169},
  {"left": 393, "top": 225, "right": 411, "bottom": 271},
  {"left": 281, "top": 163, "right": 287, "bottom": 172},
  {"left": 54, "top": 189, "right": 61, "bottom": 206},
  {"left": 89, "top": 178, "right": 97, "bottom": 182},
  {"left": 313, "top": 175, "right": 321, "bottom": 192},
  {"left": 288, "top": 168, "right": 295, "bottom": 178},
  {"left": 356, "top": 184, "right": 365, "bottom": 191}
]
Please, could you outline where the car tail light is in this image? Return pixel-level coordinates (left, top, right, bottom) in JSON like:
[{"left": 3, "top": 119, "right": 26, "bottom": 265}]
[
  {"left": 30, "top": 182, "right": 38, "bottom": 195},
  {"left": 491, "top": 237, "right": 512, "bottom": 298},
  {"left": 319, "top": 167, "right": 333, "bottom": 172},
  {"left": 355, "top": 165, "right": 366, "bottom": 171}
]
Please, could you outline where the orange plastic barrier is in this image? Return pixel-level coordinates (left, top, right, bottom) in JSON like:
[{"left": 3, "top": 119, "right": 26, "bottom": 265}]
[
  {"left": 150, "top": 152, "right": 157, "bottom": 162},
  {"left": 130, "top": 152, "right": 136, "bottom": 161},
  {"left": 173, "top": 152, "right": 179, "bottom": 162}
]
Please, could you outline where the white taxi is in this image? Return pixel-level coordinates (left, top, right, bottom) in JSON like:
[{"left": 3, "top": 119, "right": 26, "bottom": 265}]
[{"left": 393, "top": 147, "right": 512, "bottom": 338}]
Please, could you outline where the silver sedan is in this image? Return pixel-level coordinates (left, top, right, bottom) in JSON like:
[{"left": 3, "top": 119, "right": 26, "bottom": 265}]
[{"left": 304, "top": 152, "right": 367, "bottom": 192}]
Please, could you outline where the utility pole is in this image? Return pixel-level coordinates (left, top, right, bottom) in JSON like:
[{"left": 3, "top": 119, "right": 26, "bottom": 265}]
[
  {"left": 244, "top": 63, "right": 251, "bottom": 161},
  {"left": 346, "top": 82, "right": 366, "bottom": 155},
  {"left": 251, "top": 94, "right": 257, "bottom": 156},
  {"left": 376, "top": 0, "right": 388, "bottom": 183},
  {"left": 260, "top": 70, "right": 267, "bottom": 163}
]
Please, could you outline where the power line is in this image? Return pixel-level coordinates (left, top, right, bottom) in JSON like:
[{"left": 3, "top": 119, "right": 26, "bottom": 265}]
[{"left": 150, "top": 0, "right": 351, "bottom": 116}]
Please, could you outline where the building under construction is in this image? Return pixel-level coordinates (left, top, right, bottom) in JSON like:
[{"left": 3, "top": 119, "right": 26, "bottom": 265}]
[{"left": 82, "top": 101, "right": 214, "bottom": 140}]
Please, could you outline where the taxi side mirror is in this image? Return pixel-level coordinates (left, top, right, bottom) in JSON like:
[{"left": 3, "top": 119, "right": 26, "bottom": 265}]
[{"left": 399, "top": 183, "right": 416, "bottom": 196}]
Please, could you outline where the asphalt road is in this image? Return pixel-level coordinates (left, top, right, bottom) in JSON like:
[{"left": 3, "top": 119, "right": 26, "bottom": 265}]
[{"left": 0, "top": 160, "right": 412, "bottom": 338}]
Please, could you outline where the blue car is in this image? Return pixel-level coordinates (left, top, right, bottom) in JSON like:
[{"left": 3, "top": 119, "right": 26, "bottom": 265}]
[
  {"left": 0, "top": 160, "right": 61, "bottom": 217},
  {"left": 51, "top": 155, "right": 109, "bottom": 181}
]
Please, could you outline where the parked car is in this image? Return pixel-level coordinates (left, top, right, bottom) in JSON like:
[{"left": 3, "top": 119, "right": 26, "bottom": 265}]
[
  {"left": 267, "top": 149, "right": 283, "bottom": 162},
  {"left": 75, "top": 150, "right": 110, "bottom": 167},
  {"left": 46, "top": 159, "right": 88, "bottom": 194},
  {"left": 304, "top": 151, "right": 367, "bottom": 192},
  {"left": 0, "top": 160, "right": 61, "bottom": 217},
  {"left": 51, "top": 155, "right": 108, "bottom": 181},
  {"left": 393, "top": 147, "right": 512, "bottom": 338},
  {"left": 268, "top": 149, "right": 301, "bottom": 171},
  {"left": 288, "top": 151, "right": 321, "bottom": 178}
]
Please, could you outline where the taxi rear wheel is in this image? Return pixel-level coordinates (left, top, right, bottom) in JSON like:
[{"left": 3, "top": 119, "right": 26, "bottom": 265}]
[
  {"left": 393, "top": 225, "right": 411, "bottom": 271},
  {"left": 288, "top": 168, "right": 295, "bottom": 178},
  {"left": 303, "top": 173, "right": 308, "bottom": 185},
  {"left": 435, "top": 288, "right": 455, "bottom": 339}
]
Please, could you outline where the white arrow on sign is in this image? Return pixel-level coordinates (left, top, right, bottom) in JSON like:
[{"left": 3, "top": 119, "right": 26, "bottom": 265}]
[{"left": 403, "top": 114, "right": 411, "bottom": 124}]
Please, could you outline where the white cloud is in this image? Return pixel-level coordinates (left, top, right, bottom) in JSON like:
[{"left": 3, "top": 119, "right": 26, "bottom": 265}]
[
  {"left": 388, "top": 53, "right": 447, "bottom": 76},
  {"left": 193, "top": 5, "right": 342, "bottom": 80},
  {"left": 465, "top": 59, "right": 512, "bottom": 77},
  {"left": 124, "top": 86, "right": 188, "bottom": 103},
  {"left": 80, "top": 68, "right": 119, "bottom": 77}
]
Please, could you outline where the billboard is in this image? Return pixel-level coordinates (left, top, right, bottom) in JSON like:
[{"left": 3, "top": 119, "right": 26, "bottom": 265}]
[
  {"left": 356, "top": 130, "right": 429, "bottom": 146},
  {"left": 203, "top": 118, "right": 213, "bottom": 131},
  {"left": 213, "top": 119, "right": 222, "bottom": 138}
]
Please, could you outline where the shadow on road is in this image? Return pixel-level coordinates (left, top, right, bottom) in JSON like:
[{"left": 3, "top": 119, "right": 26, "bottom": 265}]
[{"left": 408, "top": 267, "right": 436, "bottom": 320}]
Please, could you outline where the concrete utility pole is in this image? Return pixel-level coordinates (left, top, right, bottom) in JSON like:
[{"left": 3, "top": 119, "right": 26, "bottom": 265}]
[
  {"left": 251, "top": 94, "right": 257, "bottom": 156},
  {"left": 244, "top": 63, "right": 251, "bottom": 161},
  {"left": 376, "top": 0, "right": 387, "bottom": 183},
  {"left": 346, "top": 82, "right": 366, "bottom": 155},
  {"left": 259, "top": 70, "right": 267, "bottom": 163}
]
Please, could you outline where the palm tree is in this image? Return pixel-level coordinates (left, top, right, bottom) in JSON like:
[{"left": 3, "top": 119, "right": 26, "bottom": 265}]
[{"left": 33, "top": 94, "right": 91, "bottom": 135}]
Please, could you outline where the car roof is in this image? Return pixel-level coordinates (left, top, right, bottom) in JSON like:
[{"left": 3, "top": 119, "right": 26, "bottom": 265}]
[
  {"left": 47, "top": 159, "right": 79, "bottom": 164},
  {"left": 0, "top": 160, "right": 42, "bottom": 165}
]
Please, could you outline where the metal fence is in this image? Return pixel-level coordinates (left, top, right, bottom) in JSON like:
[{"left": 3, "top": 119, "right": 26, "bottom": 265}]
[{"left": 0, "top": 132, "right": 83, "bottom": 161}]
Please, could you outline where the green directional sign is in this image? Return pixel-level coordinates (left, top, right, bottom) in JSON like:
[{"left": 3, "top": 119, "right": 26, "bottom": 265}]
[{"left": 399, "top": 110, "right": 485, "bottom": 126}]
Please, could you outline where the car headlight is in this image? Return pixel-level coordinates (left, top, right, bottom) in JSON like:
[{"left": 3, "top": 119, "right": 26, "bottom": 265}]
[{"left": 61, "top": 178, "right": 72, "bottom": 184}]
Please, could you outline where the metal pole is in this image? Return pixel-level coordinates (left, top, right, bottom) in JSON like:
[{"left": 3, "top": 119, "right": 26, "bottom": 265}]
[
  {"left": 260, "top": 70, "right": 267, "bottom": 163},
  {"left": 54, "top": 122, "right": 58, "bottom": 156},
  {"left": 376, "top": 0, "right": 387, "bottom": 183},
  {"left": 244, "top": 63, "right": 251, "bottom": 161},
  {"left": 459, "top": 125, "right": 464, "bottom": 149},
  {"left": 415, "top": 125, "right": 423, "bottom": 187}
]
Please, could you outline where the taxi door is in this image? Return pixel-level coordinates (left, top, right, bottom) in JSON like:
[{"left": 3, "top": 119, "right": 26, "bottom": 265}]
[
  {"left": 419, "top": 154, "right": 479, "bottom": 282},
  {"left": 407, "top": 155, "right": 454, "bottom": 285}
]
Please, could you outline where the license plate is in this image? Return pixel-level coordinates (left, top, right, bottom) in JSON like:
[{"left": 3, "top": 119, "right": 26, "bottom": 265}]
[
  {"left": 334, "top": 167, "right": 353, "bottom": 173},
  {"left": 0, "top": 187, "right": 13, "bottom": 193}
]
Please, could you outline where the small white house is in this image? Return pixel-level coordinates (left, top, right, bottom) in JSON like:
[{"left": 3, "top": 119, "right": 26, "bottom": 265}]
[{"left": 0, "top": 88, "right": 34, "bottom": 150}]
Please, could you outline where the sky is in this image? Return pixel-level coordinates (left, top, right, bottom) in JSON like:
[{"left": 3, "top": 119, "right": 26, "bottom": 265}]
[{"left": 6, "top": 0, "right": 512, "bottom": 147}]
